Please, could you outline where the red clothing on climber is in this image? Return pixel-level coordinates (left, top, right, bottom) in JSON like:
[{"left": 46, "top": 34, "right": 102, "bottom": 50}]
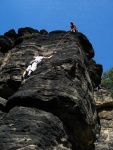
[{"left": 70, "top": 22, "right": 78, "bottom": 32}]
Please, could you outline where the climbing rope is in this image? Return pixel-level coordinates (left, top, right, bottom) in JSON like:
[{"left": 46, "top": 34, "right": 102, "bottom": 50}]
[
  {"left": 55, "top": 30, "right": 71, "bottom": 49},
  {"left": 51, "top": 30, "right": 71, "bottom": 54}
]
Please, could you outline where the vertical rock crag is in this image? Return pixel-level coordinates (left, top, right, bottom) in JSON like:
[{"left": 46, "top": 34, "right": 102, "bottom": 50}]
[{"left": 0, "top": 27, "right": 102, "bottom": 150}]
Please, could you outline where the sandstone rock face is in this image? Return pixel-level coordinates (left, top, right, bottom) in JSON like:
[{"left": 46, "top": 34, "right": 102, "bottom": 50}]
[
  {"left": 94, "top": 88, "right": 113, "bottom": 150},
  {"left": 0, "top": 107, "right": 71, "bottom": 150},
  {"left": 0, "top": 27, "right": 102, "bottom": 150}
]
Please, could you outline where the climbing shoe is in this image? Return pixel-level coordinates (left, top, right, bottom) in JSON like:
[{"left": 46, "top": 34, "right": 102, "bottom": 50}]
[
  {"left": 21, "top": 76, "right": 25, "bottom": 80},
  {"left": 27, "top": 74, "right": 31, "bottom": 77}
]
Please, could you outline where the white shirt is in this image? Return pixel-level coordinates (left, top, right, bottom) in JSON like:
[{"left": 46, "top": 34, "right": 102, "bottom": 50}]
[{"left": 35, "top": 56, "right": 44, "bottom": 63}]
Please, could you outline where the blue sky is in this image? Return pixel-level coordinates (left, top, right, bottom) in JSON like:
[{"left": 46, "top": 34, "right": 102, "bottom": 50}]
[{"left": 0, "top": 0, "right": 113, "bottom": 72}]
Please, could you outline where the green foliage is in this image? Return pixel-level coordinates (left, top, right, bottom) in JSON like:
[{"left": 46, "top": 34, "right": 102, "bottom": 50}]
[
  {"left": 101, "top": 67, "right": 113, "bottom": 87},
  {"left": 101, "top": 67, "right": 113, "bottom": 96}
]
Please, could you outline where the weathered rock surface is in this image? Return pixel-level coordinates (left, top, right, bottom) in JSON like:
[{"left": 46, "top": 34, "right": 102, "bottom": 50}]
[
  {"left": 0, "top": 107, "right": 71, "bottom": 150},
  {"left": 94, "top": 87, "right": 113, "bottom": 150},
  {"left": 0, "top": 27, "right": 102, "bottom": 150}
]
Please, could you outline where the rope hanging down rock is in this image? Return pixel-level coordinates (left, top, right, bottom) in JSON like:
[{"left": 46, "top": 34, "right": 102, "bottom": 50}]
[
  {"left": 55, "top": 30, "right": 71, "bottom": 48},
  {"left": 51, "top": 30, "right": 71, "bottom": 54}
]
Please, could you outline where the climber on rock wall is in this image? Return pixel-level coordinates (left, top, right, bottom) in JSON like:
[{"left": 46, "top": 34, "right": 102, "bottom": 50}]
[
  {"left": 70, "top": 22, "right": 78, "bottom": 32},
  {"left": 21, "top": 54, "right": 53, "bottom": 80}
]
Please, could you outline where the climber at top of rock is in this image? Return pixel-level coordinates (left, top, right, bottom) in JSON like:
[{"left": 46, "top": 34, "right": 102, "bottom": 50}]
[{"left": 70, "top": 22, "right": 78, "bottom": 32}]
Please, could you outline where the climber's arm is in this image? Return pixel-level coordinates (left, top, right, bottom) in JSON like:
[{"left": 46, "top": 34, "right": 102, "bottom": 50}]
[{"left": 43, "top": 55, "right": 53, "bottom": 61}]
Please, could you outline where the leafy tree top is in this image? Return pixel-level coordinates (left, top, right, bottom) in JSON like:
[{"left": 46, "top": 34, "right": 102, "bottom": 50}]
[{"left": 101, "top": 67, "right": 113, "bottom": 89}]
